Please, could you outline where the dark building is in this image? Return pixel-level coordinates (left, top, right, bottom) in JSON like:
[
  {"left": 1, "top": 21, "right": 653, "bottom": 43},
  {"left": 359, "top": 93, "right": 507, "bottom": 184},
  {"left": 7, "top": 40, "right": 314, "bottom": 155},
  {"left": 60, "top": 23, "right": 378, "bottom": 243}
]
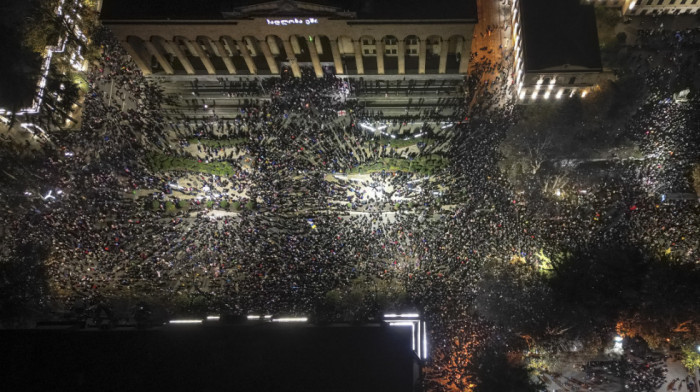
[
  {"left": 1, "top": 322, "right": 422, "bottom": 392},
  {"left": 511, "top": 0, "right": 613, "bottom": 101}
]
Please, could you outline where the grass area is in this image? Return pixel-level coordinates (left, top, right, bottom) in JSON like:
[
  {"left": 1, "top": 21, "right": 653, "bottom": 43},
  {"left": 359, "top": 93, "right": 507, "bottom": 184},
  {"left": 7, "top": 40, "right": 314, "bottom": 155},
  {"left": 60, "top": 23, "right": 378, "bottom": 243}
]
[
  {"left": 188, "top": 137, "right": 248, "bottom": 148},
  {"left": 146, "top": 153, "right": 236, "bottom": 176},
  {"left": 347, "top": 155, "right": 449, "bottom": 175},
  {"left": 365, "top": 137, "right": 434, "bottom": 149}
]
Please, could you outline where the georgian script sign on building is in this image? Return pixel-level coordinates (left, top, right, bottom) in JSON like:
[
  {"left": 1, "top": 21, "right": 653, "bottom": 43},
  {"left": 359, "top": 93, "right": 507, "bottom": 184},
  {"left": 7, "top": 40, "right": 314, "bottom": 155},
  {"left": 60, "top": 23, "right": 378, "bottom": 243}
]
[{"left": 266, "top": 17, "right": 319, "bottom": 26}]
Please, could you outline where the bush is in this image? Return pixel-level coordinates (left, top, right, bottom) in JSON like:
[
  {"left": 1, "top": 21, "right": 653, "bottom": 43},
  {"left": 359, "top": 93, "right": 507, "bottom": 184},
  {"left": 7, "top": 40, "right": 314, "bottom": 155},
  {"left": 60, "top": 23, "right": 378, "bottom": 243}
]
[
  {"left": 232, "top": 201, "right": 241, "bottom": 211},
  {"left": 188, "top": 137, "right": 247, "bottom": 148},
  {"left": 177, "top": 200, "right": 188, "bottom": 209},
  {"left": 206, "top": 200, "right": 214, "bottom": 209},
  {"left": 245, "top": 200, "right": 256, "bottom": 210},
  {"left": 219, "top": 200, "right": 229, "bottom": 209},
  {"left": 165, "top": 201, "right": 176, "bottom": 213},
  {"left": 150, "top": 200, "right": 160, "bottom": 211}
]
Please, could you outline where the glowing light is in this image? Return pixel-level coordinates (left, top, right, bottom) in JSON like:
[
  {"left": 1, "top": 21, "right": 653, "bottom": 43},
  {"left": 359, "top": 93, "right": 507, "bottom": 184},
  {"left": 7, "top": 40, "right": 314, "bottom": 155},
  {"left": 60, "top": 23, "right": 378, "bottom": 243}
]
[
  {"left": 531, "top": 92, "right": 537, "bottom": 100},
  {"left": 266, "top": 17, "right": 318, "bottom": 26},
  {"left": 519, "top": 91, "right": 526, "bottom": 100},
  {"left": 556, "top": 89, "right": 563, "bottom": 99},
  {"left": 581, "top": 90, "right": 588, "bottom": 98},
  {"left": 388, "top": 321, "right": 415, "bottom": 326},
  {"left": 264, "top": 315, "right": 272, "bottom": 319},
  {"left": 206, "top": 315, "right": 220, "bottom": 321},
  {"left": 247, "top": 315, "right": 261, "bottom": 320},
  {"left": 544, "top": 92, "right": 550, "bottom": 100},
  {"left": 614, "top": 335, "right": 623, "bottom": 342},
  {"left": 169, "top": 319, "right": 203, "bottom": 324},
  {"left": 423, "top": 322, "right": 428, "bottom": 359},
  {"left": 384, "top": 313, "right": 420, "bottom": 318},
  {"left": 417, "top": 320, "right": 421, "bottom": 359},
  {"left": 272, "top": 317, "right": 308, "bottom": 323}
]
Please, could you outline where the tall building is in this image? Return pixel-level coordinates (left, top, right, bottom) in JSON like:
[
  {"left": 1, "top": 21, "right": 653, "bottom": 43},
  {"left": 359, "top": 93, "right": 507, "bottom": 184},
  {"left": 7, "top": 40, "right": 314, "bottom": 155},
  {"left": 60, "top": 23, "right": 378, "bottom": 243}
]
[
  {"left": 512, "top": 0, "right": 614, "bottom": 102},
  {"left": 586, "top": 0, "right": 700, "bottom": 16},
  {"left": 100, "top": 0, "right": 477, "bottom": 78}
]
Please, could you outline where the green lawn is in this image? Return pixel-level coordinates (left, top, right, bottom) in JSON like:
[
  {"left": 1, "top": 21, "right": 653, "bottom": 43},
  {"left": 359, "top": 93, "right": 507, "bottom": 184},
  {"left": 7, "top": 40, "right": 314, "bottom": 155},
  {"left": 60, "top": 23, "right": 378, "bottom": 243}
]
[
  {"left": 346, "top": 155, "right": 448, "bottom": 175},
  {"left": 188, "top": 137, "right": 248, "bottom": 148},
  {"left": 146, "top": 153, "right": 236, "bottom": 176}
]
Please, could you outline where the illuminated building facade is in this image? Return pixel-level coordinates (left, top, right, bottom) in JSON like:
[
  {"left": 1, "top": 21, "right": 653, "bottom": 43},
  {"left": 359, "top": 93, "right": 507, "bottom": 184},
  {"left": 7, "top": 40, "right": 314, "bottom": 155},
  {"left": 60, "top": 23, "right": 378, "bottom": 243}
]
[
  {"left": 586, "top": 0, "right": 700, "bottom": 15},
  {"left": 511, "top": 0, "right": 614, "bottom": 102},
  {"left": 100, "top": 0, "right": 477, "bottom": 78}
]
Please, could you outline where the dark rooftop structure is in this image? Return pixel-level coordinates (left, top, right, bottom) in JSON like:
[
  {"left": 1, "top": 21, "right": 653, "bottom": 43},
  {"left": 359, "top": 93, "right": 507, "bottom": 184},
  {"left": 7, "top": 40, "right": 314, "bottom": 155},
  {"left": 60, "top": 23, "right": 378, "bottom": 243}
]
[
  {"left": 519, "top": 0, "right": 602, "bottom": 71},
  {"left": 100, "top": 0, "right": 477, "bottom": 21},
  {"left": 1, "top": 323, "right": 421, "bottom": 392}
]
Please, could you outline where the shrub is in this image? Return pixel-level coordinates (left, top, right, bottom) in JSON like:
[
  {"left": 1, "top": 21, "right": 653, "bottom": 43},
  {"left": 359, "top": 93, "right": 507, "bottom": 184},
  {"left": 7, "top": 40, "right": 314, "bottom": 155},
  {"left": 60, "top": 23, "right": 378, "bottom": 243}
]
[
  {"left": 177, "top": 200, "right": 188, "bottom": 209},
  {"left": 219, "top": 200, "right": 229, "bottom": 209},
  {"left": 245, "top": 200, "right": 256, "bottom": 210},
  {"left": 232, "top": 201, "right": 241, "bottom": 211}
]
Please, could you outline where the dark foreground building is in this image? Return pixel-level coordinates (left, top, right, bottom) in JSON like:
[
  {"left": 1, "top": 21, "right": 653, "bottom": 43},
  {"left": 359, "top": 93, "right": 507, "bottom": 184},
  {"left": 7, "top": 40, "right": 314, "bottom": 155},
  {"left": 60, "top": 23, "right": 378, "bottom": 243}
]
[{"left": 1, "top": 323, "right": 421, "bottom": 392}]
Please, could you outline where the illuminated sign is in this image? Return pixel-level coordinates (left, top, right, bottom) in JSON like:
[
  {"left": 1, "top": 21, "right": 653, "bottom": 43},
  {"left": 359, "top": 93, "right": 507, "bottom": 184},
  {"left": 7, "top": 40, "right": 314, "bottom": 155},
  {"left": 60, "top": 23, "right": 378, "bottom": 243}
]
[{"left": 266, "top": 17, "right": 318, "bottom": 26}]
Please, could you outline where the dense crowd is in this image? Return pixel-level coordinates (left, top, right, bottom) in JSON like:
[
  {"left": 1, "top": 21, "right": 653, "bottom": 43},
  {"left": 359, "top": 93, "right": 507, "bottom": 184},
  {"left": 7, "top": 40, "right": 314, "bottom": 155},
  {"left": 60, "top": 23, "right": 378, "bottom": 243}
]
[{"left": 1, "top": 13, "right": 700, "bottom": 392}]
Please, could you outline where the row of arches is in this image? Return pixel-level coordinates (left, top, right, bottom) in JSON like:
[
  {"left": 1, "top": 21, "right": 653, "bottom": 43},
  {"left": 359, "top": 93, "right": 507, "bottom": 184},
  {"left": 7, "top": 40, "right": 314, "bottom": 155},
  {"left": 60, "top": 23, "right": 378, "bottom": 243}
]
[{"left": 122, "top": 34, "right": 470, "bottom": 77}]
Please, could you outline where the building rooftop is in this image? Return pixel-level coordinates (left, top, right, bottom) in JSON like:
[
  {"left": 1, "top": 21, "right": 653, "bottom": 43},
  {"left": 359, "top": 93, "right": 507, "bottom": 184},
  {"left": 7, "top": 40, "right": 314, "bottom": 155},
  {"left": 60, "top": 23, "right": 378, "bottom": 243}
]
[
  {"left": 519, "top": 0, "right": 602, "bottom": 71},
  {"left": 1, "top": 323, "right": 419, "bottom": 392},
  {"left": 100, "top": 0, "right": 477, "bottom": 21}
]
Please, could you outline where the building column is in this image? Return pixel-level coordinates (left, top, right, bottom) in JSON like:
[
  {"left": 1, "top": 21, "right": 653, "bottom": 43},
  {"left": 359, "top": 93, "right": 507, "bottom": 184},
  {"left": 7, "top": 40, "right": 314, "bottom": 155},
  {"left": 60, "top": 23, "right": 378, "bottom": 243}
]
[
  {"left": 397, "top": 39, "right": 406, "bottom": 75},
  {"left": 375, "top": 39, "right": 385, "bottom": 75},
  {"left": 281, "top": 39, "right": 301, "bottom": 78},
  {"left": 458, "top": 37, "right": 469, "bottom": 74},
  {"left": 353, "top": 39, "right": 364, "bottom": 75},
  {"left": 143, "top": 40, "right": 174, "bottom": 74},
  {"left": 438, "top": 39, "right": 448, "bottom": 74},
  {"left": 329, "top": 38, "right": 343, "bottom": 74},
  {"left": 238, "top": 37, "right": 258, "bottom": 75},
  {"left": 418, "top": 38, "right": 426, "bottom": 74},
  {"left": 121, "top": 40, "right": 152, "bottom": 75},
  {"left": 307, "top": 38, "right": 324, "bottom": 78},
  {"left": 162, "top": 40, "right": 195, "bottom": 75},
  {"left": 258, "top": 39, "right": 280, "bottom": 74},
  {"left": 191, "top": 40, "right": 217, "bottom": 75},
  {"left": 213, "top": 40, "right": 237, "bottom": 74}
]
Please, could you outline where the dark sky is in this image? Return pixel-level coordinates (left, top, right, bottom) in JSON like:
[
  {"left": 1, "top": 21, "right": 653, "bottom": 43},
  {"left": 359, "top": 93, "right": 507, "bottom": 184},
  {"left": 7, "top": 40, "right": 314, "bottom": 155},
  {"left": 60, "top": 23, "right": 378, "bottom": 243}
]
[{"left": 100, "top": 0, "right": 477, "bottom": 20}]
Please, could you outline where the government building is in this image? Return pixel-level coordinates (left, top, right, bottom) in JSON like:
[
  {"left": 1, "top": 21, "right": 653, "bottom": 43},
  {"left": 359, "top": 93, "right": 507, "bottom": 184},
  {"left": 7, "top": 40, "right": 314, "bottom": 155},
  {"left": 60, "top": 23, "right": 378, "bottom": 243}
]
[
  {"left": 587, "top": 0, "right": 700, "bottom": 15},
  {"left": 99, "top": 0, "right": 477, "bottom": 78}
]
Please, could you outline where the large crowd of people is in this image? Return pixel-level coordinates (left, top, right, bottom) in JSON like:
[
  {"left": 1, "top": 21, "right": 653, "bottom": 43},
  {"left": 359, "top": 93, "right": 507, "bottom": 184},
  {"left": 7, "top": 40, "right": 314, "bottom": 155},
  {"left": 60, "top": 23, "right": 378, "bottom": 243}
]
[{"left": 1, "top": 11, "right": 699, "bottom": 391}]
